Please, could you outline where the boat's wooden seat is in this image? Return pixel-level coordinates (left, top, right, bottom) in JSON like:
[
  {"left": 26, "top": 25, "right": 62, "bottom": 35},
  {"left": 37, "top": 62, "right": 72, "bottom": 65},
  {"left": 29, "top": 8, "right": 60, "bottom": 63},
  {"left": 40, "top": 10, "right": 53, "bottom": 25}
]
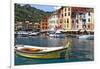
[{"left": 19, "top": 48, "right": 42, "bottom": 53}]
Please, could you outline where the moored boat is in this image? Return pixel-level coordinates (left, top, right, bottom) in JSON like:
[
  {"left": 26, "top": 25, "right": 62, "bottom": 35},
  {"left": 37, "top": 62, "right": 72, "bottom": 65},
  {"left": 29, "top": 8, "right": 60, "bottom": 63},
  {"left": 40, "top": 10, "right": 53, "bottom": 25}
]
[
  {"left": 78, "top": 35, "right": 94, "bottom": 40},
  {"left": 15, "top": 42, "right": 71, "bottom": 59},
  {"left": 15, "top": 31, "right": 29, "bottom": 37},
  {"left": 28, "top": 32, "right": 39, "bottom": 36},
  {"left": 48, "top": 30, "right": 65, "bottom": 38},
  {"left": 48, "top": 31, "right": 56, "bottom": 37},
  {"left": 55, "top": 33, "right": 65, "bottom": 38}
]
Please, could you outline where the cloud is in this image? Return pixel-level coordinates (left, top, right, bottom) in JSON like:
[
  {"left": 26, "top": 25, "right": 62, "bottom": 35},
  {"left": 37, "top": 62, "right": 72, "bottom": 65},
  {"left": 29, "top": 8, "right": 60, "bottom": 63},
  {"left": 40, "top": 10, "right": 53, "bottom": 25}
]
[{"left": 53, "top": 6, "right": 61, "bottom": 10}]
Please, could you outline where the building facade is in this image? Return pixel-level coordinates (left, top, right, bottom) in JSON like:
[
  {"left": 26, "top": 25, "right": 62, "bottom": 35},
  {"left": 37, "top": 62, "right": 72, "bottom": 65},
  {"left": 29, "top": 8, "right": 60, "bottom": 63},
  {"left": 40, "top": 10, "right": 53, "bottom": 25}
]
[
  {"left": 15, "top": 22, "right": 23, "bottom": 31},
  {"left": 40, "top": 17, "right": 48, "bottom": 32},
  {"left": 27, "top": 22, "right": 34, "bottom": 31},
  {"left": 33, "top": 23, "right": 40, "bottom": 31},
  {"left": 71, "top": 7, "right": 94, "bottom": 31},
  {"left": 15, "top": 7, "right": 94, "bottom": 33},
  {"left": 47, "top": 6, "right": 94, "bottom": 32},
  {"left": 58, "top": 6, "right": 72, "bottom": 31},
  {"left": 63, "top": 7, "right": 72, "bottom": 30},
  {"left": 85, "top": 11, "right": 94, "bottom": 31},
  {"left": 48, "top": 12, "right": 58, "bottom": 31}
]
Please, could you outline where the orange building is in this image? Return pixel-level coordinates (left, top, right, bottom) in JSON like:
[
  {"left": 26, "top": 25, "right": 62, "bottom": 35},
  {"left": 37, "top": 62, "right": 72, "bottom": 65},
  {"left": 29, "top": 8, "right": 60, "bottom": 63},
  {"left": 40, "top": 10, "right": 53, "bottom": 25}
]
[{"left": 40, "top": 17, "right": 48, "bottom": 32}]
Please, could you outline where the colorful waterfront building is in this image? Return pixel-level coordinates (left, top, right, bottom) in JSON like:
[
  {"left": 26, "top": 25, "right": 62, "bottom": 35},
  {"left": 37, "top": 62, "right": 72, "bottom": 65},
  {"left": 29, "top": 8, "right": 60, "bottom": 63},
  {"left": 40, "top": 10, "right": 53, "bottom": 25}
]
[
  {"left": 33, "top": 23, "right": 40, "bottom": 31},
  {"left": 22, "top": 21, "right": 29, "bottom": 31},
  {"left": 48, "top": 12, "right": 58, "bottom": 31},
  {"left": 15, "top": 22, "right": 23, "bottom": 31},
  {"left": 71, "top": 7, "right": 87, "bottom": 31},
  {"left": 40, "top": 17, "right": 48, "bottom": 32},
  {"left": 85, "top": 9, "right": 94, "bottom": 31},
  {"left": 15, "top": 21, "right": 29, "bottom": 31},
  {"left": 27, "top": 22, "right": 34, "bottom": 31},
  {"left": 71, "top": 7, "right": 94, "bottom": 31},
  {"left": 57, "top": 7, "right": 63, "bottom": 30},
  {"left": 39, "top": 6, "right": 94, "bottom": 32},
  {"left": 57, "top": 6, "right": 72, "bottom": 31}
]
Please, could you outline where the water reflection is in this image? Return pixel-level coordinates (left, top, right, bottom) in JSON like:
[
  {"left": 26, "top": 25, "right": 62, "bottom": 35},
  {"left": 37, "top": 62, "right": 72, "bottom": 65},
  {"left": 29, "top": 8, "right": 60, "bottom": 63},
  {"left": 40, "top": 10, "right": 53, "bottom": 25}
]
[{"left": 15, "top": 36, "right": 94, "bottom": 65}]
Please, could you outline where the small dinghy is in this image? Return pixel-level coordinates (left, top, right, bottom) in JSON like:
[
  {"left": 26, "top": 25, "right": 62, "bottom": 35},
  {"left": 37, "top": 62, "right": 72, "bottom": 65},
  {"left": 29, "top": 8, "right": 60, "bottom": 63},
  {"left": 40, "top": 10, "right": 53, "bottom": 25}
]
[{"left": 15, "top": 42, "right": 71, "bottom": 59}]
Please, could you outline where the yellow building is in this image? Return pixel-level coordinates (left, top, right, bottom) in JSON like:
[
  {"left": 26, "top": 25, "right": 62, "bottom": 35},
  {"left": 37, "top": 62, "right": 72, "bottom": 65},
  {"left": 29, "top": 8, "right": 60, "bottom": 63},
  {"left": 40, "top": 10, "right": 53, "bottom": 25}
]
[
  {"left": 34, "top": 23, "right": 40, "bottom": 31},
  {"left": 15, "top": 22, "right": 23, "bottom": 31},
  {"left": 58, "top": 6, "right": 72, "bottom": 31}
]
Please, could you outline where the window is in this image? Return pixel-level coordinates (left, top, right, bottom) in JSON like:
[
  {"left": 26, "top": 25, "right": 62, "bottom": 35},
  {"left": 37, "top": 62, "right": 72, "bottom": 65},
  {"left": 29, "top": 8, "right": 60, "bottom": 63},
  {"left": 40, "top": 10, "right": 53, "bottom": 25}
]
[
  {"left": 88, "top": 18, "right": 90, "bottom": 22},
  {"left": 65, "top": 13, "right": 67, "bottom": 16},
  {"left": 46, "top": 27, "right": 48, "bottom": 29},
  {"left": 65, "top": 8, "right": 66, "bottom": 12},
  {"left": 68, "top": 8, "right": 70, "bottom": 11},
  {"left": 72, "top": 20, "right": 74, "bottom": 23},
  {"left": 88, "top": 25, "right": 90, "bottom": 29},
  {"left": 68, "top": 12, "right": 70, "bottom": 16},
  {"left": 76, "top": 20, "right": 78, "bottom": 23},
  {"left": 67, "top": 18, "right": 69, "bottom": 23},
  {"left": 62, "top": 14, "right": 63, "bottom": 17},
  {"left": 88, "top": 12, "right": 90, "bottom": 16},
  {"left": 45, "top": 23, "right": 47, "bottom": 25}
]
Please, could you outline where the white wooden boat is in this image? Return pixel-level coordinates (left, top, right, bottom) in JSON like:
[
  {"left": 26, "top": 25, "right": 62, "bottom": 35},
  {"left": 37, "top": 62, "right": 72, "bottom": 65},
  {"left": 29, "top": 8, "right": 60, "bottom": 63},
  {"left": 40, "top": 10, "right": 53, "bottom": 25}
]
[
  {"left": 15, "top": 42, "right": 71, "bottom": 59},
  {"left": 78, "top": 35, "right": 94, "bottom": 40}
]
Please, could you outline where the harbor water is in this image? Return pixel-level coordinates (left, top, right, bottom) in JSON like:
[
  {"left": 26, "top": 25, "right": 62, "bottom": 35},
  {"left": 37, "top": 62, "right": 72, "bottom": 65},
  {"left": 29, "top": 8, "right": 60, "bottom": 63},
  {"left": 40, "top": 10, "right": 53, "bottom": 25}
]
[{"left": 15, "top": 35, "right": 94, "bottom": 65}]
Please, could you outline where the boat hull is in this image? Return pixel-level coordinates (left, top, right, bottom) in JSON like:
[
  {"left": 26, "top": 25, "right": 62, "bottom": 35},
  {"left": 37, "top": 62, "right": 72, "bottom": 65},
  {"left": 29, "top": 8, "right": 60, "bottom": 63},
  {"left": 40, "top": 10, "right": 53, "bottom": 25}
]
[{"left": 15, "top": 48, "right": 69, "bottom": 59}]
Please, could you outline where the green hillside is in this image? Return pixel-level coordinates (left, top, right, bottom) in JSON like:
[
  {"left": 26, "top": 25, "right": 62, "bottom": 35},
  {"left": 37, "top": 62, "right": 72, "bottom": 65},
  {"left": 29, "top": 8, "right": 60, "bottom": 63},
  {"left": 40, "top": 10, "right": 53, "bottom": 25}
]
[{"left": 15, "top": 4, "right": 52, "bottom": 23}]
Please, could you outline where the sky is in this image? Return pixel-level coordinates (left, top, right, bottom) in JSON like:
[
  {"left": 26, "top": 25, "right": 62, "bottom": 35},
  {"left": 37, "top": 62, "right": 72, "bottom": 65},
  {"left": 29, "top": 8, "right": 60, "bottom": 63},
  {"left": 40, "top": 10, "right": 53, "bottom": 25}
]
[
  {"left": 20, "top": 3, "right": 61, "bottom": 12},
  {"left": 30, "top": 4, "right": 61, "bottom": 12}
]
